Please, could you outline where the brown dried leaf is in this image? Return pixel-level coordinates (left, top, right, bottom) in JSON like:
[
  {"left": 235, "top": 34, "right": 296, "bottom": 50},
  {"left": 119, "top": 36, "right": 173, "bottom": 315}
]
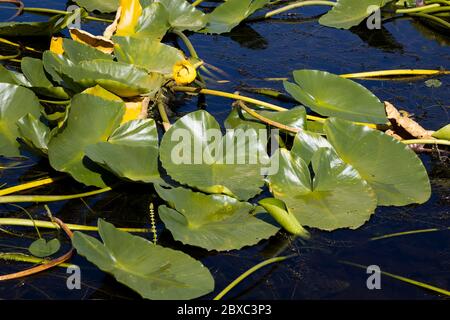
[
  {"left": 103, "top": 6, "right": 122, "bottom": 40},
  {"left": 69, "top": 28, "right": 115, "bottom": 54},
  {"left": 385, "top": 101, "right": 435, "bottom": 139}
]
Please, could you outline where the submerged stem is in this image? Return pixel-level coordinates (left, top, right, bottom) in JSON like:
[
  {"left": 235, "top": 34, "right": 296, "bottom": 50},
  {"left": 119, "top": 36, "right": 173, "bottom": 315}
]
[
  {"left": 0, "top": 177, "right": 60, "bottom": 197},
  {"left": 408, "top": 12, "right": 450, "bottom": 28},
  {"left": 341, "top": 69, "right": 450, "bottom": 79},
  {"left": 370, "top": 227, "right": 450, "bottom": 241},
  {"left": 396, "top": 3, "right": 441, "bottom": 13},
  {"left": 214, "top": 255, "right": 296, "bottom": 300},
  {"left": 250, "top": 0, "right": 336, "bottom": 21}
]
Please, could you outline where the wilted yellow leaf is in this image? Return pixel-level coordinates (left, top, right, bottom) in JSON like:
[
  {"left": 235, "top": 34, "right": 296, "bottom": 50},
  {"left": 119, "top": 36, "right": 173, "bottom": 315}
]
[
  {"left": 50, "top": 37, "right": 64, "bottom": 55},
  {"left": 70, "top": 29, "right": 115, "bottom": 54},
  {"left": 83, "top": 85, "right": 122, "bottom": 102},
  {"left": 115, "top": 0, "right": 142, "bottom": 36}
]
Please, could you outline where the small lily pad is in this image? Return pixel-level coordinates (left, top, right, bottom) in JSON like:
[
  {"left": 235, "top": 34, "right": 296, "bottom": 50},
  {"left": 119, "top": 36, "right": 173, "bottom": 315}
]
[{"left": 29, "top": 238, "right": 61, "bottom": 258}]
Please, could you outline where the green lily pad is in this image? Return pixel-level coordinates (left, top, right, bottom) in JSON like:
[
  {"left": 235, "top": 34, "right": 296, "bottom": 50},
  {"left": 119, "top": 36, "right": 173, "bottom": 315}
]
[
  {"left": 48, "top": 93, "right": 125, "bottom": 187},
  {"left": 114, "top": 36, "right": 184, "bottom": 74},
  {"left": 156, "top": 185, "right": 279, "bottom": 251},
  {"left": 60, "top": 60, "right": 164, "bottom": 98},
  {"left": 17, "top": 113, "right": 51, "bottom": 155},
  {"left": 319, "top": 0, "right": 390, "bottom": 30},
  {"left": 85, "top": 119, "right": 160, "bottom": 183},
  {"left": 72, "top": 219, "right": 214, "bottom": 300},
  {"left": 29, "top": 238, "right": 61, "bottom": 258},
  {"left": 0, "top": 84, "right": 42, "bottom": 157},
  {"left": 284, "top": 70, "right": 387, "bottom": 124},
  {"left": 74, "top": 0, "right": 119, "bottom": 13},
  {"left": 143, "top": 0, "right": 206, "bottom": 32},
  {"left": 0, "top": 65, "right": 19, "bottom": 85},
  {"left": 324, "top": 118, "right": 431, "bottom": 206},
  {"left": 268, "top": 147, "right": 377, "bottom": 231},
  {"left": 225, "top": 106, "right": 306, "bottom": 131},
  {"left": 21, "top": 57, "right": 71, "bottom": 99},
  {"left": 205, "top": 0, "right": 270, "bottom": 34},
  {"left": 62, "top": 39, "right": 114, "bottom": 63},
  {"left": 133, "top": 3, "right": 171, "bottom": 40},
  {"left": 160, "top": 110, "right": 269, "bottom": 201},
  {"left": 42, "top": 51, "right": 82, "bottom": 91},
  {"left": 432, "top": 124, "right": 450, "bottom": 140}
]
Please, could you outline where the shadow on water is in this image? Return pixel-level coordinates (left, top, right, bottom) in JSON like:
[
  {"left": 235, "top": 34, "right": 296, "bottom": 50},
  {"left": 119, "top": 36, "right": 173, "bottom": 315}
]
[{"left": 0, "top": 0, "right": 449, "bottom": 300}]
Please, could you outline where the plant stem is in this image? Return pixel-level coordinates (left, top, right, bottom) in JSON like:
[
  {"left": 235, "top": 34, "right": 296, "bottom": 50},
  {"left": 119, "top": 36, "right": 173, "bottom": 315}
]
[
  {"left": 341, "top": 69, "right": 450, "bottom": 79},
  {"left": 171, "top": 29, "right": 199, "bottom": 59},
  {"left": 0, "top": 177, "right": 60, "bottom": 197},
  {"left": 396, "top": 3, "right": 440, "bottom": 13},
  {"left": 422, "top": 6, "right": 450, "bottom": 14},
  {"left": 157, "top": 100, "right": 172, "bottom": 132},
  {"left": 370, "top": 227, "right": 450, "bottom": 241},
  {"left": 39, "top": 99, "right": 71, "bottom": 105},
  {"left": 0, "top": 218, "right": 151, "bottom": 233},
  {"left": 402, "top": 139, "right": 450, "bottom": 146},
  {"left": 249, "top": 0, "right": 336, "bottom": 21},
  {"left": 21, "top": 7, "right": 113, "bottom": 23},
  {"left": 0, "top": 187, "right": 112, "bottom": 204},
  {"left": 0, "top": 253, "right": 72, "bottom": 268},
  {"left": 408, "top": 12, "right": 450, "bottom": 28},
  {"left": 213, "top": 255, "right": 296, "bottom": 300},
  {"left": 172, "top": 86, "right": 379, "bottom": 129},
  {"left": 0, "top": 37, "right": 40, "bottom": 53},
  {"left": 339, "top": 260, "right": 450, "bottom": 296},
  {"left": 192, "top": 0, "right": 205, "bottom": 7}
]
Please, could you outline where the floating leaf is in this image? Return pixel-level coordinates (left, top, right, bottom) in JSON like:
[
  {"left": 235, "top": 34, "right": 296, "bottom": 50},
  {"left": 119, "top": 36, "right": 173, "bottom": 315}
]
[
  {"left": 268, "top": 147, "right": 377, "bottom": 231},
  {"left": 17, "top": 114, "right": 51, "bottom": 155},
  {"left": 21, "top": 57, "right": 70, "bottom": 99},
  {"left": 29, "top": 238, "right": 61, "bottom": 258},
  {"left": 72, "top": 219, "right": 214, "bottom": 300},
  {"left": 259, "top": 198, "right": 310, "bottom": 238},
  {"left": 48, "top": 94, "right": 125, "bottom": 187},
  {"left": 85, "top": 119, "right": 160, "bottom": 183},
  {"left": 62, "top": 38, "right": 114, "bottom": 63},
  {"left": 205, "top": 0, "right": 270, "bottom": 34},
  {"left": 74, "top": 0, "right": 119, "bottom": 13},
  {"left": 0, "top": 65, "right": 19, "bottom": 85},
  {"left": 319, "top": 0, "right": 389, "bottom": 30},
  {"left": 132, "top": 3, "right": 170, "bottom": 40},
  {"left": 225, "top": 106, "right": 306, "bottom": 131},
  {"left": 432, "top": 124, "right": 450, "bottom": 140},
  {"left": 0, "top": 84, "right": 42, "bottom": 157},
  {"left": 156, "top": 185, "right": 279, "bottom": 251},
  {"left": 324, "top": 118, "right": 431, "bottom": 206},
  {"left": 284, "top": 70, "right": 387, "bottom": 124},
  {"left": 114, "top": 36, "right": 184, "bottom": 74},
  {"left": 160, "top": 110, "right": 269, "bottom": 201}
]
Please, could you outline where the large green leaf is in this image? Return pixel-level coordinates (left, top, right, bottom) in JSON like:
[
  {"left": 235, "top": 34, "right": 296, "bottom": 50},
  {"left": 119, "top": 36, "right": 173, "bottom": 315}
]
[
  {"left": 143, "top": 0, "right": 206, "bottom": 31},
  {"left": 156, "top": 185, "right": 279, "bottom": 251},
  {"left": 85, "top": 119, "right": 160, "bottom": 183},
  {"left": 62, "top": 39, "right": 114, "bottom": 63},
  {"left": 17, "top": 114, "right": 51, "bottom": 155},
  {"left": 42, "top": 51, "right": 81, "bottom": 91},
  {"left": 133, "top": 3, "right": 171, "bottom": 40},
  {"left": 21, "top": 57, "right": 70, "bottom": 99},
  {"left": 324, "top": 118, "right": 431, "bottom": 206},
  {"left": 74, "top": 0, "right": 119, "bottom": 13},
  {"left": 72, "top": 219, "right": 214, "bottom": 300},
  {"left": 0, "top": 84, "right": 41, "bottom": 157},
  {"left": 48, "top": 93, "right": 125, "bottom": 187},
  {"left": 284, "top": 70, "right": 387, "bottom": 124},
  {"left": 205, "top": 0, "right": 270, "bottom": 34},
  {"left": 268, "top": 146, "right": 377, "bottom": 231},
  {"left": 319, "top": 0, "right": 390, "bottom": 29},
  {"left": 225, "top": 106, "right": 306, "bottom": 131},
  {"left": 60, "top": 60, "right": 164, "bottom": 98},
  {"left": 114, "top": 36, "right": 184, "bottom": 74},
  {"left": 160, "top": 110, "right": 269, "bottom": 201},
  {"left": 0, "top": 65, "right": 18, "bottom": 84}
]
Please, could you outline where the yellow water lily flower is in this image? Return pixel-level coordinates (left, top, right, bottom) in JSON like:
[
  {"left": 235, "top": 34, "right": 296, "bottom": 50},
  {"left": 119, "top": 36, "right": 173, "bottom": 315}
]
[
  {"left": 50, "top": 37, "right": 64, "bottom": 55},
  {"left": 115, "top": 0, "right": 142, "bottom": 36},
  {"left": 173, "top": 60, "right": 198, "bottom": 85}
]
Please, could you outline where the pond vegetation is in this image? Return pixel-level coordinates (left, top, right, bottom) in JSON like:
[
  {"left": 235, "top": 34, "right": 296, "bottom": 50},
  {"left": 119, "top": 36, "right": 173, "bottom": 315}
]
[{"left": 0, "top": 0, "right": 449, "bottom": 300}]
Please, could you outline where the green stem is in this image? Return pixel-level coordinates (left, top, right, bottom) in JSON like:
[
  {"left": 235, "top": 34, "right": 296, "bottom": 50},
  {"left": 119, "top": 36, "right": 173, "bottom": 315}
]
[
  {"left": 0, "top": 187, "right": 112, "bottom": 204},
  {"left": 0, "top": 218, "right": 151, "bottom": 233},
  {"left": 21, "top": 7, "right": 113, "bottom": 23},
  {"left": 340, "top": 260, "right": 450, "bottom": 296},
  {"left": 396, "top": 3, "right": 440, "bottom": 13},
  {"left": 426, "top": 0, "right": 450, "bottom": 6},
  {"left": 0, "top": 37, "right": 40, "bottom": 53},
  {"left": 422, "top": 6, "right": 450, "bottom": 14},
  {"left": 408, "top": 12, "right": 450, "bottom": 28},
  {"left": 370, "top": 227, "right": 450, "bottom": 241},
  {"left": 249, "top": 0, "right": 336, "bottom": 21},
  {"left": 171, "top": 29, "right": 199, "bottom": 59},
  {"left": 39, "top": 99, "right": 71, "bottom": 105},
  {"left": 402, "top": 139, "right": 450, "bottom": 146},
  {"left": 213, "top": 255, "right": 296, "bottom": 300},
  {"left": 192, "top": 0, "right": 206, "bottom": 7},
  {"left": 0, "top": 253, "right": 73, "bottom": 268}
]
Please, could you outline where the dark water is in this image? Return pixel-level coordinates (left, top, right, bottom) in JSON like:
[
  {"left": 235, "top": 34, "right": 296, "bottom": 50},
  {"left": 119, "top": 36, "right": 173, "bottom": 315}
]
[{"left": 0, "top": 1, "right": 449, "bottom": 300}]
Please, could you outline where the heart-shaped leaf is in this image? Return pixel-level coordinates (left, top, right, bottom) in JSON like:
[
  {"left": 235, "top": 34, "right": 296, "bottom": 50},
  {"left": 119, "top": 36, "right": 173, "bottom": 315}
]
[
  {"left": 160, "top": 110, "right": 269, "bottom": 201},
  {"left": 284, "top": 70, "right": 387, "bottom": 124},
  {"left": 85, "top": 119, "right": 160, "bottom": 183},
  {"left": 156, "top": 185, "right": 279, "bottom": 251},
  {"left": 0, "top": 84, "right": 42, "bottom": 157},
  {"left": 72, "top": 219, "right": 215, "bottom": 300},
  {"left": 48, "top": 93, "right": 125, "bottom": 187},
  {"left": 17, "top": 114, "right": 51, "bottom": 155},
  {"left": 29, "top": 238, "right": 61, "bottom": 258},
  {"left": 324, "top": 118, "right": 431, "bottom": 206}
]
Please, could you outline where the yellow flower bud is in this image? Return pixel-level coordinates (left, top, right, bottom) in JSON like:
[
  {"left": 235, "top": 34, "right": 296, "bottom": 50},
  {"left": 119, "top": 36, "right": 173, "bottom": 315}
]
[{"left": 173, "top": 60, "right": 197, "bottom": 85}]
